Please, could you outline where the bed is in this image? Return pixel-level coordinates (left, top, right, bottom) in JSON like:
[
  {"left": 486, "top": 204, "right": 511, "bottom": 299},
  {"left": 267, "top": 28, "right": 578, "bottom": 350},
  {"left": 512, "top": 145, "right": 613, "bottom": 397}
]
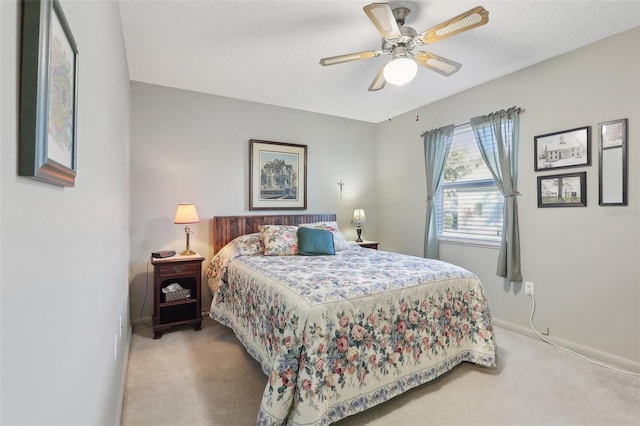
[{"left": 207, "top": 214, "right": 496, "bottom": 425}]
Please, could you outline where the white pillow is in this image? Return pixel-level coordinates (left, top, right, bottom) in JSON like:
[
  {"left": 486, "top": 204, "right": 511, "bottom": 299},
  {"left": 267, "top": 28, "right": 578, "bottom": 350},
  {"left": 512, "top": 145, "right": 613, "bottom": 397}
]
[{"left": 298, "top": 221, "right": 350, "bottom": 251}]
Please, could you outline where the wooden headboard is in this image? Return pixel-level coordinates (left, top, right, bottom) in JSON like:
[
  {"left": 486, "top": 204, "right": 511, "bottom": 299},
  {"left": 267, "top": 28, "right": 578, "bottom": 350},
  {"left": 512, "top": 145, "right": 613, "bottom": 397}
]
[{"left": 211, "top": 214, "right": 336, "bottom": 254}]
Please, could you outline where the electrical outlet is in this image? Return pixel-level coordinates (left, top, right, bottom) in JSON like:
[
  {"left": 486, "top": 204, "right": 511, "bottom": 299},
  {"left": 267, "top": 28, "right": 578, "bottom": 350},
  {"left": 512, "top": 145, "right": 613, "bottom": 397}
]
[
  {"left": 114, "top": 334, "right": 118, "bottom": 360},
  {"left": 525, "top": 281, "right": 534, "bottom": 296}
]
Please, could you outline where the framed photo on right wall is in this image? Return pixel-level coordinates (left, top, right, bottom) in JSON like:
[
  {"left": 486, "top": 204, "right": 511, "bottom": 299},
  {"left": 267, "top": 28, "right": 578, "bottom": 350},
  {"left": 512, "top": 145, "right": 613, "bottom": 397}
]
[
  {"left": 534, "top": 126, "right": 590, "bottom": 171},
  {"left": 598, "top": 118, "right": 627, "bottom": 206},
  {"left": 537, "top": 172, "right": 587, "bottom": 208}
]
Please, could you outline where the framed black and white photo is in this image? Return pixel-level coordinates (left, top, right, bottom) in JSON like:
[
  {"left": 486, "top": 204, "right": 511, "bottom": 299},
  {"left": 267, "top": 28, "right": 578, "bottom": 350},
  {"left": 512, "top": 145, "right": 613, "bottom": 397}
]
[
  {"left": 537, "top": 172, "right": 587, "bottom": 208},
  {"left": 598, "top": 118, "right": 627, "bottom": 205},
  {"left": 534, "top": 126, "right": 590, "bottom": 171},
  {"left": 19, "top": 0, "right": 79, "bottom": 187},
  {"left": 249, "top": 140, "right": 307, "bottom": 210}
]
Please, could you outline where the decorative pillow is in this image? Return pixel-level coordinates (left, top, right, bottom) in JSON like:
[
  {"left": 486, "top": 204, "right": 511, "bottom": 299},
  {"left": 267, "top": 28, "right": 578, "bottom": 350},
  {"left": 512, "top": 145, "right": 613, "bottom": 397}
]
[
  {"left": 230, "top": 232, "right": 264, "bottom": 256},
  {"left": 297, "top": 227, "right": 335, "bottom": 256},
  {"left": 299, "top": 221, "right": 350, "bottom": 251},
  {"left": 260, "top": 225, "right": 298, "bottom": 255},
  {"left": 207, "top": 233, "right": 263, "bottom": 300}
]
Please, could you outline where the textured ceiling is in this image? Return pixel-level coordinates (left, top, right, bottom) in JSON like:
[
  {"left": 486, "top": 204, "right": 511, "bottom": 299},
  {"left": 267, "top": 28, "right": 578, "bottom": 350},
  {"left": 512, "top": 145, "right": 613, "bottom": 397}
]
[{"left": 119, "top": 0, "right": 640, "bottom": 123}]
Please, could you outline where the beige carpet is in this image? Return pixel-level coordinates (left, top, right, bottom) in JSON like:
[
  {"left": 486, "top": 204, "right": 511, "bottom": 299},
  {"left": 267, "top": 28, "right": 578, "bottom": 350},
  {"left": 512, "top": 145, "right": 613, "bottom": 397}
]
[{"left": 121, "top": 317, "right": 639, "bottom": 426}]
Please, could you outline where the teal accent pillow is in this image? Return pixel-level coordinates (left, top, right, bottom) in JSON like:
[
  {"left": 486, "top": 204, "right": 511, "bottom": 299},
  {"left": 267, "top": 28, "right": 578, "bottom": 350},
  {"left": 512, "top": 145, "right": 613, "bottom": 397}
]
[{"left": 297, "top": 227, "right": 335, "bottom": 256}]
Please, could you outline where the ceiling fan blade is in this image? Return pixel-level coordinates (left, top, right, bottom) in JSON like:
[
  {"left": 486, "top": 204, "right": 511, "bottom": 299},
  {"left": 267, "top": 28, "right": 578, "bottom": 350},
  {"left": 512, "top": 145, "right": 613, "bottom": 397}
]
[
  {"left": 418, "top": 6, "right": 489, "bottom": 44},
  {"left": 414, "top": 52, "right": 462, "bottom": 76},
  {"left": 319, "top": 50, "right": 381, "bottom": 66},
  {"left": 368, "top": 65, "right": 386, "bottom": 91},
  {"left": 363, "top": 3, "right": 401, "bottom": 39}
]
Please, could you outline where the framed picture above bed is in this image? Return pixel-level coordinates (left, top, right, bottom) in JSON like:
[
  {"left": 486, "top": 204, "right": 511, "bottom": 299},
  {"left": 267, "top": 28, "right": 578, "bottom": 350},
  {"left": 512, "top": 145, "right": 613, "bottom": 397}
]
[{"left": 249, "top": 139, "right": 307, "bottom": 210}]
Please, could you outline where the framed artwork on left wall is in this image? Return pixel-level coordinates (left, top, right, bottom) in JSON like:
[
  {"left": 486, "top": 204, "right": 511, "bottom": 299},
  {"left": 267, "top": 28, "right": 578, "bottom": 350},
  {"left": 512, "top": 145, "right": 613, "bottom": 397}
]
[
  {"left": 19, "top": 0, "right": 79, "bottom": 187},
  {"left": 249, "top": 139, "right": 307, "bottom": 210}
]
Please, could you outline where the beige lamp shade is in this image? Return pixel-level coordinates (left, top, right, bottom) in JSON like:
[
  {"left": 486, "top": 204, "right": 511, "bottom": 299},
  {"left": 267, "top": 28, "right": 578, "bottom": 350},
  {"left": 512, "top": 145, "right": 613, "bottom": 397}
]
[
  {"left": 351, "top": 208, "right": 368, "bottom": 225},
  {"left": 174, "top": 203, "right": 200, "bottom": 224}
]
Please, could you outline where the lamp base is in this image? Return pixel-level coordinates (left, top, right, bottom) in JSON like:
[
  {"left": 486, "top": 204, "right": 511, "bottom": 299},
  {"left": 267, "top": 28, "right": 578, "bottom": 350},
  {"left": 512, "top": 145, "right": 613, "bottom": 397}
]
[
  {"left": 356, "top": 227, "right": 363, "bottom": 243},
  {"left": 181, "top": 227, "right": 196, "bottom": 255}
]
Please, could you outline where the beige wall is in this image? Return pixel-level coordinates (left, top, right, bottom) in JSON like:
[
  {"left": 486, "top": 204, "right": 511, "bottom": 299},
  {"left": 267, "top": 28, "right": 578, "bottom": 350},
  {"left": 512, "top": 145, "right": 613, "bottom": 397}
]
[
  {"left": 129, "top": 83, "right": 378, "bottom": 322},
  {"left": 1, "top": 1, "right": 131, "bottom": 424},
  {"left": 376, "top": 28, "right": 640, "bottom": 370}
]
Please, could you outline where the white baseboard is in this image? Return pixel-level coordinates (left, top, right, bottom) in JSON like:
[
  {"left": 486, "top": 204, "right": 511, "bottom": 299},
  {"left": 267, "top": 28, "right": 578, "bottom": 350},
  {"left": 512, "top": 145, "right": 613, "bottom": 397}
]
[
  {"left": 115, "top": 326, "right": 132, "bottom": 425},
  {"left": 492, "top": 318, "right": 640, "bottom": 374}
]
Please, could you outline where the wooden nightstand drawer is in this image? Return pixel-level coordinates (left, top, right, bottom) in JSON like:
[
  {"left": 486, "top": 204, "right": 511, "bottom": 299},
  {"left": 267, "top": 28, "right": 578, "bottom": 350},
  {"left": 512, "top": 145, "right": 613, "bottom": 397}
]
[{"left": 156, "top": 262, "right": 200, "bottom": 278}]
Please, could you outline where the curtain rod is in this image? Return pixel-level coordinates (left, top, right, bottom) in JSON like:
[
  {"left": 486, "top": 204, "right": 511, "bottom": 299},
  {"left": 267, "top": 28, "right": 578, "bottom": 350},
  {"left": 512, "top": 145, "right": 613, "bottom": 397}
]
[
  {"left": 420, "top": 108, "right": 526, "bottom": 138},
  {"left": 420, "top": 123, "right": 468, "bottom": 138}
]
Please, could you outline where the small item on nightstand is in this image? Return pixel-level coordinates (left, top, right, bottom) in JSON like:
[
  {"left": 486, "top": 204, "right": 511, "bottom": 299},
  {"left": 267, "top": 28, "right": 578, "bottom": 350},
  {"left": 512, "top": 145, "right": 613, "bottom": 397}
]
[{"left": 151, "top": 250, "right": 176, "bottom": 258}]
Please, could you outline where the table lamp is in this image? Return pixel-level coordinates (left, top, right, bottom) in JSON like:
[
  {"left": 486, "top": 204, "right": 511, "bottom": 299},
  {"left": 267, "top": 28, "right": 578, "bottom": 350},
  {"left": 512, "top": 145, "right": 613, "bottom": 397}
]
[
  {"left": 174, "top": 203, "right": 200, "bottom": 255},
  {"left": 351, "top": 208, "right": 368, "bottom": 242}
]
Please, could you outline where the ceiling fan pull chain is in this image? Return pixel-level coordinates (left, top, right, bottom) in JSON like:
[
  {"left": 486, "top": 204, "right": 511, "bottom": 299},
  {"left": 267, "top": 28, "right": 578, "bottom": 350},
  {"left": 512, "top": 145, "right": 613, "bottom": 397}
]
[
  {"left": 415, "top": 76, "right": 420, "bottom": 122},
  {"left": 388, "top": 85, "right": 392, "bottom": 121}
]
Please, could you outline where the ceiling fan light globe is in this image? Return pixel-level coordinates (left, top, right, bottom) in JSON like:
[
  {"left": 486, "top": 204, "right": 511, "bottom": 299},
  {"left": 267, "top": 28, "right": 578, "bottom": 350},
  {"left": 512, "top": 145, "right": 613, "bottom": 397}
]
[{"left": 383, "top": 57, "right": 417, "bottom": 86}]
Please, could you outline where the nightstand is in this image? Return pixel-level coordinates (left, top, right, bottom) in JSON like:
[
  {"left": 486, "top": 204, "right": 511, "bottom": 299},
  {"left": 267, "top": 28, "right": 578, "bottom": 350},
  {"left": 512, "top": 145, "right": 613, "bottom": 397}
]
[
  {"left": 151, "top": 253, "right": 205, "bottom": 339},
  {"left": 353, "top": 240, "right": 379, "bottom": 250}
]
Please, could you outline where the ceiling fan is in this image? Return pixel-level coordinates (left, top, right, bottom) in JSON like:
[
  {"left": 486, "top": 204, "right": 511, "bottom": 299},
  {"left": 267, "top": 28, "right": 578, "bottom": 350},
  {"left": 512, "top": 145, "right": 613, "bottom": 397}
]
[{"left": 319, "top": 3, "right": 489, "bottom": 91}]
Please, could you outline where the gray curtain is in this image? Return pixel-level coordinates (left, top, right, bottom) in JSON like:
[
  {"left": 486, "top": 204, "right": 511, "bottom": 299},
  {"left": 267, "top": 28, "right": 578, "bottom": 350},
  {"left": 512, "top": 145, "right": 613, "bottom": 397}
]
[
  {"left": 470, "top": 107, "right": 523, "bottom": 281},
  {"left": 423, "top": 124, "right": 454, "bottom": 259}
]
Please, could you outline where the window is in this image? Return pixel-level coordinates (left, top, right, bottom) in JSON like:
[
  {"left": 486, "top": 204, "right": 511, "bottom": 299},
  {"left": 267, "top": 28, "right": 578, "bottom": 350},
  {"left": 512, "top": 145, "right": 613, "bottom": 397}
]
[{"left": 436, "top": 124, "right": 503, "bottom": 245}]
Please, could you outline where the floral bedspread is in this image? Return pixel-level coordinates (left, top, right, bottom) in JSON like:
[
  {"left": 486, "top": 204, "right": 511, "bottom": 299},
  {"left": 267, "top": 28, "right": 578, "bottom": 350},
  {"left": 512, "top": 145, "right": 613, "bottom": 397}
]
[{"left": 207, "top": 239, "right": 496, "bottom": 425}]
